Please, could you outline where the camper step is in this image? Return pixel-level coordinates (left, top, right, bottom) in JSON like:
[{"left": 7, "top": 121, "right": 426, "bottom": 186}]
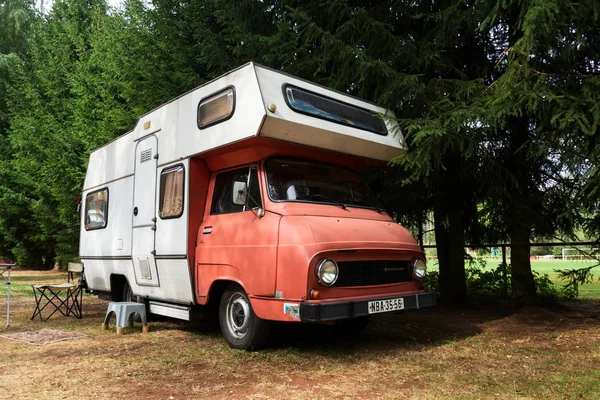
[{"left": 149, "top": 300, "right": 191, "bottom": 321}]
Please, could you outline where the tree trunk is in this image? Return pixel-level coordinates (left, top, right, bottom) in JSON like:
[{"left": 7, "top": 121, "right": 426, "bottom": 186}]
[
  {"left": 507, "top": 116, "right": 537, "bottom": 305},
  {"left": 510, "top": 212, "right": 536, "bottom": 305},
  {"left": 434, "top": 155, "right": 467, "bottom": 305},
  {"left": 417, "top": 212, "right": 424, "bottom": 248}
]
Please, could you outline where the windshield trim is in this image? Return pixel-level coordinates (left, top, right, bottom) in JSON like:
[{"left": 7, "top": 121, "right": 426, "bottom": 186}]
[{"left": 263, "top": 157, "right": 383, "bottom": 211}]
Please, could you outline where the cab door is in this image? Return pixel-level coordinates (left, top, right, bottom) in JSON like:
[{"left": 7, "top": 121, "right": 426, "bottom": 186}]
[
  {"left": 131, "top": 135, "right": 160, "bottom": 287},
  {"left": 196, "top": 166, "right": 280, "bottom": 296}
]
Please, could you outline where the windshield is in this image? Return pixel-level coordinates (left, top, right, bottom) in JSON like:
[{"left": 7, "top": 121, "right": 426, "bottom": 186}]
[{"left": 265, "top": 158, "right": 381, "bottom": 209}]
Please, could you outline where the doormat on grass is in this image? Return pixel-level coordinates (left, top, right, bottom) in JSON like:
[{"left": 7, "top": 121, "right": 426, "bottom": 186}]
[{"left": 0, "top": 329, "right": 87, "bottom": 345}]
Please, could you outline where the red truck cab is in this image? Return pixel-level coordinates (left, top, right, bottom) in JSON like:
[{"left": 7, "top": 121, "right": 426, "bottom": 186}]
[{"left": 192, "top": 139, "right": 433, "bottom": 349}]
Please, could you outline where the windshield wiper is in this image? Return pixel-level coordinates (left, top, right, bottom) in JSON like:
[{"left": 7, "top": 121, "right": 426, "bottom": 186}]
[
  {"left": 308, "top": 194, "right": 347, "bottom": 210},
  {"left": 340, "top": 198, "right": 386, "bottom": 213}
]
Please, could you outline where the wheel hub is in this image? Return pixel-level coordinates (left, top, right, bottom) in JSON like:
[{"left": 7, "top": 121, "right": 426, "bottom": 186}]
[{"left": 227, "top": 294, "right": 250, "bottom": 339}]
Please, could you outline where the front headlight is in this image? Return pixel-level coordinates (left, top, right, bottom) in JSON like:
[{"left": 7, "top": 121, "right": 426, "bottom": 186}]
[
  {"left": 316, "top": 259, "right": 339, "bottom": 286},
  {"left": 413, "top": 258, "right": 427, "bottom": 280}
]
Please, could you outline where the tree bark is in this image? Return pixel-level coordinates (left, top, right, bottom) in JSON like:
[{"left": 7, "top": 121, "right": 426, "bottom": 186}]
[
  {"left": 434, "top": 200, "right": 467, "bottom": 304},
  {"left": 510, "top": 212, "right": 536, "bottom": 305},
  {"left": 434, "top": 154, "right": 467, "bottom": 305},
  {"left": 507, "top": 116, "right": 537, "bottom": 305}
]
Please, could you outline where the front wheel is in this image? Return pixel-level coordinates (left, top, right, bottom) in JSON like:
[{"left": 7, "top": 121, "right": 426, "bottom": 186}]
[{"left": 219, "top": 286, "right": 271, "bottom": 350}]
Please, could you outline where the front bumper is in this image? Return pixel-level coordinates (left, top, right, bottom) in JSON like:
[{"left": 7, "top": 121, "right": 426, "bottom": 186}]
[{"left": 299, "top": 291, "right": 436, "bottom": 322}]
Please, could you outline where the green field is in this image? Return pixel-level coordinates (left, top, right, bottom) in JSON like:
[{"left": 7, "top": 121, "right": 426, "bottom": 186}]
[
  {"left": 530, "top": 259, "right": 600, "bottom": 298},
  {"left": 428, "top": 258, "right": 600, "bottom": 298}
]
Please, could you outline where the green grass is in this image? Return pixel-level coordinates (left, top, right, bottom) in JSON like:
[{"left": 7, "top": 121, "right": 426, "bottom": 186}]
[
  {"left": 2, "top": 270, "right": 600, "bottom": 399},
  {"left": 530, "top": 259, "right": 600, "bottom": 298},
  {"left": 0, "top": 273, "right": 67, "bottom": 296},
  {"left": 428, "top": 258, "right": 600, "bottom": 298}
]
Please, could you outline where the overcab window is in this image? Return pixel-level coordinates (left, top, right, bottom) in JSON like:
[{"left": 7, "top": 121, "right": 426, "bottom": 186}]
[
  {"left": 159, "top": 165, "right": 185, "bottom": 219},
  {"left": 85, "top": 188, "right": 108, "bottom": 230},
  {"left": 197, "top": 87, "right": 235, "bottom": 129},
  {"left": 283, "top": 85, "right": 388, "bottom": 136}
]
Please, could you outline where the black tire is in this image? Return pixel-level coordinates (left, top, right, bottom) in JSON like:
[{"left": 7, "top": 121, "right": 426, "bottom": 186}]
[
  {"left": 122, "top": 280, "right": 135, "bottom": 302},
  {"left": 219, "top": 285, "right": 271, "bottom": 350},
  {"left": 122, "top": 280, "right": 144, "bottom": 322},
  {"left": 331, "top": 316, "right": 371, "bottom": 336}
]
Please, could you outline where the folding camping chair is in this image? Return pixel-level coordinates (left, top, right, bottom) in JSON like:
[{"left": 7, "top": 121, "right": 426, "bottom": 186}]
[{"left": 31, "top": 262, "right": 84, "bottom": 322}]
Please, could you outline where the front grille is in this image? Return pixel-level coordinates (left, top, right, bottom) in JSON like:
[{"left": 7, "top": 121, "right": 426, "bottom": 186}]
[{"left": 333, "top": 260, "right": 412, "bottom": 287}]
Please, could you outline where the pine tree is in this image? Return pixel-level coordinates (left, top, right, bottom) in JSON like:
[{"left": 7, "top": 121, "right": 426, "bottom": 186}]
[{"left": 475, "top": 0, "right": 600, "bottom": 303}]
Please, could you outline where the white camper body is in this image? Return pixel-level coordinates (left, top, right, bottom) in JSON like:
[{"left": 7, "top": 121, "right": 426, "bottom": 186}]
[{"left": 80, "top": 63, "right": 406, "bottom": 320}]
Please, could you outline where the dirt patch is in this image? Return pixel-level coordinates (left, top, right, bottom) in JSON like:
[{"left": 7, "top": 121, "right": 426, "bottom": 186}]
[
  {"left": 0, "top": 328, "right": 88, "bottom": 345},
  {"left": 2, "top": 271, "right": 600, "bottom": 399}
]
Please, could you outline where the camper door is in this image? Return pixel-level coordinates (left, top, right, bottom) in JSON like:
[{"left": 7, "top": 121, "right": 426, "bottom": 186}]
[{"left": 132, "top": 135, "right": 160, "bottom": 287}]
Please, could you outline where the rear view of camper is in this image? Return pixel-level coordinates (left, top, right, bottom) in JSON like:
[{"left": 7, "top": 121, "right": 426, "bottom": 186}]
[{"left": 80, "top": 63, "right": 434, "bottom": 350}]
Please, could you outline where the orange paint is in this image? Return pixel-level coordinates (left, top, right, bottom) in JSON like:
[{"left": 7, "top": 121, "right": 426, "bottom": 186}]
[{"left": 191, "top": 138, "right": 430, "bottom": 322}]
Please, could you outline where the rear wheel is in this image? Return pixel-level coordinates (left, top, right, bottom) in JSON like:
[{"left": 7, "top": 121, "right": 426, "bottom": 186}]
[
  {"left": 122, "top": 281, "right": 134, "bottom": 302},
  {"left": 122, "top": 280, "right": 145, "bottom": 322},
  {"left": 219, "top": 285, "right": 270, "bottom": 350}
]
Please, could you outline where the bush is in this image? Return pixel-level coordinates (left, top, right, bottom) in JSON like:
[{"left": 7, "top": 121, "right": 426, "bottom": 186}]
[
  {"left": 531, "top": 246, "right": 553, "bottom": 256},
  {"left": 426, "top": 260, "right": 570, "bottom": 299},
  {"left": 465, "top": 258, "right": 509, "bottom": 296},
  {"left": 426, "top": 269, "right": 439, "bottom": 294},
  {"left": 532, "top": 271, "right": 559, "bottom": 298},
  {"left": 425, "top": 259, "right": 509, "bottom": 297}
]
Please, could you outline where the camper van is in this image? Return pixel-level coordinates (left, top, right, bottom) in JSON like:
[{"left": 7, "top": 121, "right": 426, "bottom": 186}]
[{"left": 80, "top": 63, "right": 435, "bottom": 349}]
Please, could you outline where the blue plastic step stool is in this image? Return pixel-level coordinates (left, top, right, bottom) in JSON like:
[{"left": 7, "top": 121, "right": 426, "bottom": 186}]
[{"left": 102, "top": 302, "right": 149, "bottom": 334}]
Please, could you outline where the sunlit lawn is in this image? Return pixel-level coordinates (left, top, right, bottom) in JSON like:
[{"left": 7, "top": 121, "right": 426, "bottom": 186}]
[
  {"left": 0, "top": 269, "right": 599, "bottom": 399},
  {"left": 428, "top": 258, "right": 600, "bottom": 298},
  {"left": 530, "top": 259, "right": 600, "bottom": 298}
]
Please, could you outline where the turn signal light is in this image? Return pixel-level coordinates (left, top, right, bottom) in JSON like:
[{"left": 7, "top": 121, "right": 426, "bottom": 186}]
[{"left": 310, "top": 289, "right": 320, "bottom": 299}]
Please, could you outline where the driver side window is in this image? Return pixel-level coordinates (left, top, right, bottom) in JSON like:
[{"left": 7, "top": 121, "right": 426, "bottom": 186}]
[{"left": 210, "top": 166, "right": 262, "bottom": 215}]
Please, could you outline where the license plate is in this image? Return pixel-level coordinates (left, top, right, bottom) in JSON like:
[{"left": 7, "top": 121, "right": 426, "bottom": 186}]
[{"left": 368, "top": 298, "right": 404, "bottom": 314}]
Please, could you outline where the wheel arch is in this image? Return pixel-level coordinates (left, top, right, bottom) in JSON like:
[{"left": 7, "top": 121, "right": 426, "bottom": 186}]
[
  {"left": 110, "top": 274, "right": 129, "bottom": 301},
  {"left": 196, "top": 263, "right": 251, "bottom": 304},
  {"left": 206, "top": 279, "right": 246, "bottom": 310}
]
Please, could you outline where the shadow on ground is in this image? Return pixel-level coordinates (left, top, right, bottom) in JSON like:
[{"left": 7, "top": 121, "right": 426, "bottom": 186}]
[
  {"left": 264, "top": 301, "right": 512, "bottom": 353},
  {"left": 74, "top": 295, "right": 600, "bottom": 354}
]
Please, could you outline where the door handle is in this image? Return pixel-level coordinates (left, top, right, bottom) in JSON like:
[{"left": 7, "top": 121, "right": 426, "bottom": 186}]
[
  {"left": 202, "top": 227, "right": 212, "bottom": 234},
  {"left": 133, "top": 207, "right": 138, "bottom": 216}
]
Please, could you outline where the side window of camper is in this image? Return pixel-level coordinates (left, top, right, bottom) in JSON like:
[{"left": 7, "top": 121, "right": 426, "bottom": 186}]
[
  {"left": 159, "top": 165, "right": 185, "bottom": 219},
  {"left": 211, "top": 166, "right": 262, "bottom": 215},
  {"left": 84, "top": 188, "right": 108, "bottom": 230},
  {"left": 197, "top": 87, "right": 235, "bottom": 129}
]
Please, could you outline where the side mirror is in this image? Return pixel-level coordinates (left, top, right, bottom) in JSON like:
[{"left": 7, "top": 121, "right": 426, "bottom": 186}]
[{"left": 232, "top": 181, "right": 247, "bottom": 205}]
